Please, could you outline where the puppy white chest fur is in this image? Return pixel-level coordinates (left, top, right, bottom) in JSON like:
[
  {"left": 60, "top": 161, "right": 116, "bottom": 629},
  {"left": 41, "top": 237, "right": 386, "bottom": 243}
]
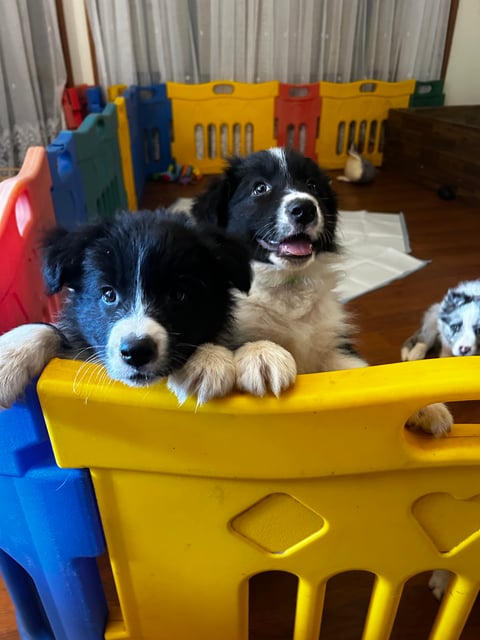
[{"left": 231, "top": 258, "right": 352, "bottom": 374}]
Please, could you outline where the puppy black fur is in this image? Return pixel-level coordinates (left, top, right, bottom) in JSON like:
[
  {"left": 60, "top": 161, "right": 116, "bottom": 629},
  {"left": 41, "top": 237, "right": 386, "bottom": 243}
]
[
  {"left": 43, "top": 209, "right": 251, "bottom": 381},
  {"left": 0, "top": 209, "right": 251, "bottom": 408}
]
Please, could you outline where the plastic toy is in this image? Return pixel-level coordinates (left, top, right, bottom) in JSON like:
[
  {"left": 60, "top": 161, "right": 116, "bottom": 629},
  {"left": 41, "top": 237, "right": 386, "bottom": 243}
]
[{"left": 152, "top": 162, "right": 202, "bottom": 184}]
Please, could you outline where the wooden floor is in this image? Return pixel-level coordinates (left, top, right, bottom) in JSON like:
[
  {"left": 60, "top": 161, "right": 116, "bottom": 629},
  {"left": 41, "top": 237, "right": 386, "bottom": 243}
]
[{"left": 2, "top": 166, "right": 480, "bottom": 639}]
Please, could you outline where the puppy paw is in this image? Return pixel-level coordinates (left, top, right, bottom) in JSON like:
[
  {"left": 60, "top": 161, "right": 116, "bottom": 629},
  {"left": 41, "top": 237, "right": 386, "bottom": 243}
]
[
  {"left": 234, "top": 340, "right": 297, "bottom": 397},
  {"left": 429, "top": 569, "right": 451, "bottom": 600},
  {"left": 401, "top": 340, "right": 429, "bottom": 361},
  {"left": 167, "top": 344, "right": 236, "bottom": 406},
  {"left": 0, "top": 324, "right": 62, "bottom": 408},
  {"left": 406, "top": 402, "right": 453, "bottom": 437}
]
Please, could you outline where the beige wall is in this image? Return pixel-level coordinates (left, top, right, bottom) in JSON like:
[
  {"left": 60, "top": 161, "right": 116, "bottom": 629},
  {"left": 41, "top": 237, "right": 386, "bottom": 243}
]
[{"left": 444, "top": 0, "right": 480, "bottom": 105}]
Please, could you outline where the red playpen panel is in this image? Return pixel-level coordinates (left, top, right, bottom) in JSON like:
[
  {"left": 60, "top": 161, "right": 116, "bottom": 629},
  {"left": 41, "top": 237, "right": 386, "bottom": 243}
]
[
  {"left": 275, "top": 83, "right": 321, "bottom": 160},
  {"left": 0, "top": 147, "right": 61, "bottom": 333}
]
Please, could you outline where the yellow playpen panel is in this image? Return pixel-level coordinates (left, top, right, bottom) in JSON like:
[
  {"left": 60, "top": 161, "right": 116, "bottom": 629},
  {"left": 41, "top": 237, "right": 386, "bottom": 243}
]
[
  {"left": 38, "top": 356, "right": 480, "bottom": 640},
  {"left": 113, "top": 96, "right": 137, "bottom": 210},
  {"left": 316, "top": 80, "right": 415, "bottom": 169},
  {"left": 167, "top": 81, "right": 279, "bottom": 174},
  {"left": 108, "top": 85, "right": 128, "bottom": 102}
]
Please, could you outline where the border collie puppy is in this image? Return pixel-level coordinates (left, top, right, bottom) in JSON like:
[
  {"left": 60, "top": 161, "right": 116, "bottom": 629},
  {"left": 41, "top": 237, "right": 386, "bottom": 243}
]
[
  {"left": 189, "top": 147, "right": 452, "bottom": 436},
  {"left": 402, "top": 279, "right": 480, "bottom": 361},
  {"left": 0, "top": 210, "right": 251, "bottom": 408}
]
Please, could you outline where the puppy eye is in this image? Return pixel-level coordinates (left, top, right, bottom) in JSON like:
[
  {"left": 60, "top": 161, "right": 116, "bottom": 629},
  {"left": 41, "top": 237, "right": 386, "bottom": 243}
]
[
  {"left": 101, "top": 287, "right": 117, "bottom": 304},
  {"left": 475, "top": 326, "right": 480, "bottom": 336},
  {"left": 252, "top": 181, "right": 271, "bottom": 196},
  {"left": 306, "top": 178, "right": 318, "bottom": 192},
  {"left": 450, "top": 322, "right": 462, "bottom": 334}
]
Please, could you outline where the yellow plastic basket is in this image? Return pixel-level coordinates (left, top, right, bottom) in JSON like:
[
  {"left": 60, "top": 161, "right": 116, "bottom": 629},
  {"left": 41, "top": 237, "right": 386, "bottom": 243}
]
[
  {"left": 167, "top": 81, "right": 279, "bottom": 174},
  {"left": 38, "top": 356, "right": 480, "bottom": 639},
  {"left": 316, "top": 80, "right": 415, "bottom": 169}
]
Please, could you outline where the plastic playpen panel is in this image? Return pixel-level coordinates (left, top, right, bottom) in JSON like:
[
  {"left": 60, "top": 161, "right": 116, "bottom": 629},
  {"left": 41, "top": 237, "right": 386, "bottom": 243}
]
[
  {"left": 167, "top": 81, "right": 279, "bottom": 174},
  {"left": 47, "top": 131, "right": 89, "bottom": 229},
  {"left": 0, "top": 149, "right": 108, "bottom": 639},
  {"left": 108, "top": 84, "right": 172, "bottom": 197},
  {"left": 275, "top": 83, "right": 321, "bottom": 160},
  {"left": 38, "top": 356, "right": 480, "bottom": 640},
  {"left": 410, "top": 80, "right": 445, "bottom": 107},
  {"left": 0, "top": 147, "right": 61, "bottom": 333},
  {"left": 72, "top": 103, "right": 128, "bottom": 221},
  {"left": 113, "top": 96, "right": 138, "bottom": 209},
  {"left": 316, "top": 80, "right": 415, "bottom": 169},
  {"left": 138, "top": 84, "right": 174, "bottom": 176}
]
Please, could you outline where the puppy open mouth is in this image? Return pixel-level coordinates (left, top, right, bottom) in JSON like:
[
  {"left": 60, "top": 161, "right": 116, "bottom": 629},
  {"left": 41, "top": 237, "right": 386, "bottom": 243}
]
[{"left": 258, "top": 234, "right": 313, "bottom": 258}]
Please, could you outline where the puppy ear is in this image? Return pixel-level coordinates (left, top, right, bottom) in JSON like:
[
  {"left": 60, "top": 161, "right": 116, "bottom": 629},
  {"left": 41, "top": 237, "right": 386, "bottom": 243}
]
[
  {"left": 192, "top": 161, "right": 239, "bottom": 227},
  {"left": 441, "top": 289, "right": 465, "bottom": 314},
  {"left": 42, "top": 224, "right": 104, "bottom": 293},
  {"left": 205, "top": 227, "right": 252, "bottom": 293}
]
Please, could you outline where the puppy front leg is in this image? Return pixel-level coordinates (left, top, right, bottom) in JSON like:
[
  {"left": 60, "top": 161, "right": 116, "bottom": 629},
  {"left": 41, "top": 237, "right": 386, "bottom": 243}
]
[
  {"left": 406, "top": 403, "right": 453, "bottom": 437},
  {"left": 167, "top": 343, "right": 236, "bottom": 406},
  {"left": 234, "top": 340, "right": 297, "bottom": 397},
  {"left": 0, "top": 324, "right": 64, "bottom": 408}
]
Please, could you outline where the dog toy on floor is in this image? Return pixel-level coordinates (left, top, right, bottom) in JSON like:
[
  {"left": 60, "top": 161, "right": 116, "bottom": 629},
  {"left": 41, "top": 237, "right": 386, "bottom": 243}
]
[
  {"left": 152, "top": 163, "right": 202, "bottom": 185},
  {"left": 401, "top": 279, "right": 480, "bottom": 361},
  {"left": 336, "top": 146, "right": 376, "bottom": 184}
]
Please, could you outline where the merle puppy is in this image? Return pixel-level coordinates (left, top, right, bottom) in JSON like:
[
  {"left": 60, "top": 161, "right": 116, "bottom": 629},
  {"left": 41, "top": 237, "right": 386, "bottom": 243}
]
[
  {"left": 0, "top": 209, "right": 251, "bottom": 407},
  {"left": 402, "top": 279, "right": 480, "bottom": 361}
]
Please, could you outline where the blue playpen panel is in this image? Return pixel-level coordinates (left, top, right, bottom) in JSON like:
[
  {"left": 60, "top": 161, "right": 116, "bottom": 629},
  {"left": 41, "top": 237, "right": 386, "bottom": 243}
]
[
  {"left": 86, "top": 86, "right": 106, "bottom": 114},
  {"left": 0, "top": 381, "right": 108, "bottom": 639},
  {"left": 72, "top": 103, "right": 129, "bottom": 221},
  {"left": 0, "top": 383, "right": 53, "bottom": 477},
  {"left": 47, "top": 132, "right": 88, "bottom": 229},
  {"left": 0, "top": 462, "right": 107, "bottom": 640},
  {"left": 138, "top": 84, "right": 173, "bottom": 176}
]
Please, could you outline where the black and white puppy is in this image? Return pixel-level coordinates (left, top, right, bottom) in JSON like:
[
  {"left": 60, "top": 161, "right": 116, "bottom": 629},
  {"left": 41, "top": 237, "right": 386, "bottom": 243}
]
[
  {"left": 189, "top": 147, "right": 452, "bottom": 436},
  {"left": 0, "top": 210, "right": 251, "bottom": 408}
]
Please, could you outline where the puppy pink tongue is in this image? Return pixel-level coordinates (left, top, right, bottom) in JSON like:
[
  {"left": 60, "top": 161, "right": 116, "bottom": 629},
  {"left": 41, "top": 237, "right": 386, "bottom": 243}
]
[{"left": 279, "top": 238, "right": 313, "bottom": 256}]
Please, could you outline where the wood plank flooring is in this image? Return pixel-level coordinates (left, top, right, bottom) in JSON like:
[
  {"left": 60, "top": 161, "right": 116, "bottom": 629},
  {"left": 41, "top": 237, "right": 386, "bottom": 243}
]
[{"left": 2, "top": 166, "right": 480, "bottom": 639}]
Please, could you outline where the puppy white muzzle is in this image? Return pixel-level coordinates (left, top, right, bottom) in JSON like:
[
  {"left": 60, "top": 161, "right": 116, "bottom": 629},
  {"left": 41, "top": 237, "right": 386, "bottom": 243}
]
[{"left": 107, "top": 316, "right": 169, "bottom": 386}]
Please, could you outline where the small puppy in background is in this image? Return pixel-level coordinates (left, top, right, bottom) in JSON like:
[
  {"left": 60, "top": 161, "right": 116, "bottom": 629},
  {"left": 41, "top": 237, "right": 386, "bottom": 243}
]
[
  {"left": 401, "top": 279, "right": 480, "bottom": 601},
  {"left": 402, "top": 279, "right": 480, "bottom": 361},
  {"left": 184, "top": 146, "right": 452, "bottom": 437},
  {"left": 0, "top": 209, "right": 251, "bottom": 408}
]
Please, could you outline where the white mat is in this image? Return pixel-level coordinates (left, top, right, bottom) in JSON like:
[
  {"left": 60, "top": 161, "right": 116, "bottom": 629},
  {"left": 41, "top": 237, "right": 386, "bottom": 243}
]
[
  {"left": 335, "top": 210, "right": 428, "bottom": 302},
  {"left": 168, "top": 200, "right": 428, "bottom": 301}
]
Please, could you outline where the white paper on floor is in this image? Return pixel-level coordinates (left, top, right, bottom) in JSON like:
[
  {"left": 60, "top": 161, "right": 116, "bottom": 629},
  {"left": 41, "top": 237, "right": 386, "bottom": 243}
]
[{"left": 335, "top": 210, "right": 428, "bottom": 302}]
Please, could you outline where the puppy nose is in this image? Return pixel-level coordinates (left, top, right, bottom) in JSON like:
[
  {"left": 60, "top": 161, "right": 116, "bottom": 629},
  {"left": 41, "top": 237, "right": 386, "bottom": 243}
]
[
  {"left": 459, "top": 345, "right": 472, "bottom": 356},
  {"left": 287, "top": 199, "right": 316, "bottom": 225},
  {"left": 120, "top": 336, "right": 158, "bottom": 367}
]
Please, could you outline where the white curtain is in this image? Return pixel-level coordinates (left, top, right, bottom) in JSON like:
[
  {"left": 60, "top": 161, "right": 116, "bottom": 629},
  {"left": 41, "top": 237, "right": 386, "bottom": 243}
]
[
  {"left": 0, "top": 0, "right": 66, "bottom": 167},
  {"left": 86, "top": 0, "right": 451, "bottom": 88}
]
